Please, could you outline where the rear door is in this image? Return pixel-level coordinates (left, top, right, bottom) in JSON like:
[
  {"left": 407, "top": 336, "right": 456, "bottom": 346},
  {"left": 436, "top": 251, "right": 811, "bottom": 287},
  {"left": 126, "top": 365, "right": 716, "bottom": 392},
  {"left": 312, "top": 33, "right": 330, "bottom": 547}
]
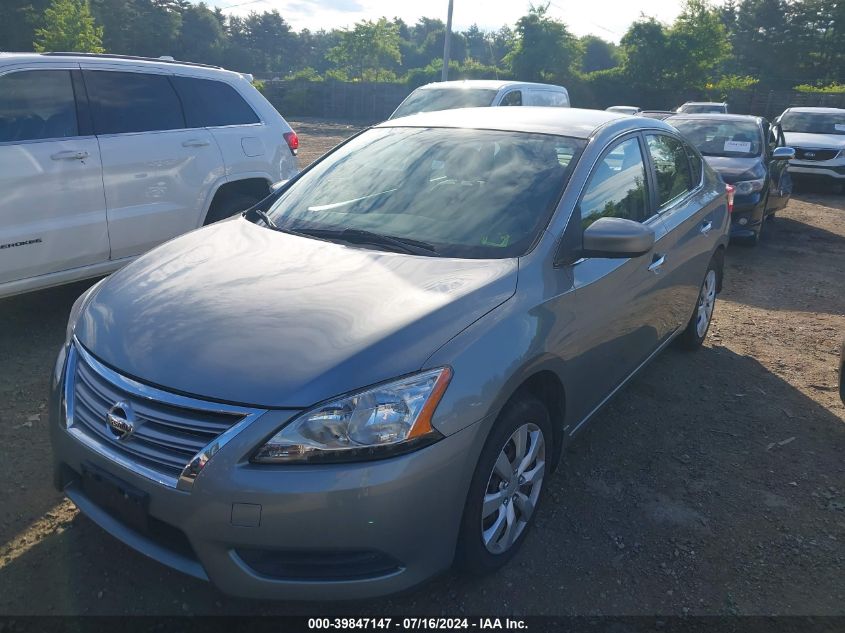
[
  {"left": 82, "top": 67, "right": 225, "bottom": 259},
  {"left": 644, "top": 132, "right": 718, "bottom": 333},
  {"left": 0, "top": 66, "right": 108, "bottom": 285}
]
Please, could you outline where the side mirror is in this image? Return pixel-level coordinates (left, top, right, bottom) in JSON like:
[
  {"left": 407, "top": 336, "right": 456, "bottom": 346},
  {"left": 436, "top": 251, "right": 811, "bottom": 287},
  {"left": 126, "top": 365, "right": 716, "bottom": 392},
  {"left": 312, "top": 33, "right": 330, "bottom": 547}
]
[
  {"left": 580, "top": 217, "right": 655, "bottom": 259},
  {"left": 772, "top": 146, "right": 795, "bottom": 161}
]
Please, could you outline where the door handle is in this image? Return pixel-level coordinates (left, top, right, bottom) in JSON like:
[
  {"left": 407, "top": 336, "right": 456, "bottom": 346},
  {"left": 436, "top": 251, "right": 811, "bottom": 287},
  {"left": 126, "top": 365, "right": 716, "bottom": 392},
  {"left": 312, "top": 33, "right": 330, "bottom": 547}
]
[
  {"left": 51, "top": 150, "right": 89, "bottom": 161},
  {"left": 182, "top": 139, "right": 210, "bottom": 148},
  {"left": 647, "top": 254, "right": 666, "bottom": 273},
  {"left": 700, "top": 220, "right": 713, "bottom": 235}
]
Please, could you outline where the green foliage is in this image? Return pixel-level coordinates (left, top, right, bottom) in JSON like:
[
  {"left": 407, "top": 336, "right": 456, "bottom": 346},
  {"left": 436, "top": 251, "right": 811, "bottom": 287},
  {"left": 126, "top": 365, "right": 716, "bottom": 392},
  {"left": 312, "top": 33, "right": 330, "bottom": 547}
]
[
  {"left": 327, "top": 18, "right": 401, "bottom": 81},
  {"left": 579, "top": 35, "right": 620, "bottom": 73},
  {"left": 251, "top": 79, "right": 266, "bottom": 93},
  {"left": 34, "top": 0, "right": 104, "bottom": 52},
  {"left": 404, "top": 58, "right": 506, "bottom": 88},
  {"left": 706, "top": 74, "right": 759, "bottom": 91},
  {"left": 286, "top": 67, "right": 323, "bottom": 82},
  {"left": 794, "top": 82, "right": 845, "bottom": 93},
  {"left": 505, "top": 4, "right": 581, "bottom": 83}
]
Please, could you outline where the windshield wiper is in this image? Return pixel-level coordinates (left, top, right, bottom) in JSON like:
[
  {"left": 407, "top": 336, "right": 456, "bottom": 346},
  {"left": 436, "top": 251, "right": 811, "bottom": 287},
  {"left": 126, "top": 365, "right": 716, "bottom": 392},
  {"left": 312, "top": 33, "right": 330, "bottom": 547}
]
[
  {"left": 293, "top": 227, "right": 440, "bottom": 256},
  {"left": 252, "top": 208, "right": 278, "bottom": 229}
]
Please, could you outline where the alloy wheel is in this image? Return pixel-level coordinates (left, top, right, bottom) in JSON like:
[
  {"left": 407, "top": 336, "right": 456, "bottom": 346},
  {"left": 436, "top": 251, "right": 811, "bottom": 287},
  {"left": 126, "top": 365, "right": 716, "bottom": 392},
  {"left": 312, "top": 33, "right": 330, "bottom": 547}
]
[
  {"left": 696, "top": 269, "right": 717, "bottom": 338},
  {"left": 481, "top": 422, "right": 546, "bottom": 554}
]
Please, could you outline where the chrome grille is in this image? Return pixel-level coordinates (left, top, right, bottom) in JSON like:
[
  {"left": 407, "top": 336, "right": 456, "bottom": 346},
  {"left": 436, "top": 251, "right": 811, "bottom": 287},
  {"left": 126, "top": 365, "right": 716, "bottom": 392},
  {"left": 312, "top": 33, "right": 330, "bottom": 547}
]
[{"left": 65, "top": 342, "right": 262, "bottom": 489}]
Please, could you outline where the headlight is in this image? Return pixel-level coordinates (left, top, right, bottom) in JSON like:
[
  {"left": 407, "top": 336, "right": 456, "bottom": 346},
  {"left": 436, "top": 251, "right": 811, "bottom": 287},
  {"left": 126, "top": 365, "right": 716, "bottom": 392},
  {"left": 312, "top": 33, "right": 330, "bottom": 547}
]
[
  {"left": 733, "top": 178, "right": 765, "bottom": 195},
  {"left": 65, "top": 279, "right": 105, "bottom": 344},
  {"left": 252, "top": 367, "right": 452, "bottom": 464}
]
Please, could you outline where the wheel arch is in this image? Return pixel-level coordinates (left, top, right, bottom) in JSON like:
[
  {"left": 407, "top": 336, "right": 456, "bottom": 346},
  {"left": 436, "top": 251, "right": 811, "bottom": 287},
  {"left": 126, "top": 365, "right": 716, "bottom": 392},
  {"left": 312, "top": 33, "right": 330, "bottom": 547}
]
[{"left": 202, "top": 176, "right": 273, "bottom": 225}]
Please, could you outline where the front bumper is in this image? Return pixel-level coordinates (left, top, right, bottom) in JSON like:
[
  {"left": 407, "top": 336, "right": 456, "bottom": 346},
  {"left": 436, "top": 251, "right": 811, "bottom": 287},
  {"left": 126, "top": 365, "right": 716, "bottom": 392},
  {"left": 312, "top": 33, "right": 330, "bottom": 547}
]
[
  {"left": 49, "top": 343, "right": 487, "bottom": 600},
  {"left": 788, "top": 159, "right": 845, "bottom": 181},
  {"left": 729, "top": 192, "right": 765, "bottom": 238}
]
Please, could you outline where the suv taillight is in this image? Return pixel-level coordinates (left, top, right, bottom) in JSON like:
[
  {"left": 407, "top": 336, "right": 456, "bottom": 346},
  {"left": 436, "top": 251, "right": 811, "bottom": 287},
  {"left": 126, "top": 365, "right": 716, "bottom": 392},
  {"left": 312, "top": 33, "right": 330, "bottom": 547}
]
[
  {"left": 725, "top": 184, "right": 735, "bottom": 214},
  {"left": 283, "top": 131, "right": 299, "bottom": 156}
]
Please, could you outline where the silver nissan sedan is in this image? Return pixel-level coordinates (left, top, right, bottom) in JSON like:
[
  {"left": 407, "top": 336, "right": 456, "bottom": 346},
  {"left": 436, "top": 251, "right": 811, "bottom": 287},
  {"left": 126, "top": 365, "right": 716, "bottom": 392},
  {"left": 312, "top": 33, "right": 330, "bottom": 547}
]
[{"left": 50, "top": 107, "right": 729, "bottom": 600}]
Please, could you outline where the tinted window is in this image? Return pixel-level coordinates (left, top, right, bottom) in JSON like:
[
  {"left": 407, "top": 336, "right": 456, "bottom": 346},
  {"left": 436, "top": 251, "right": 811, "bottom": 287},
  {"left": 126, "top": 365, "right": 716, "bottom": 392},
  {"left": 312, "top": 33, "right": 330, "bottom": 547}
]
[
  {"left": 172, "top": 76, "right": 259, "bottom": 127},
  {"left": 266, "top": 127, "right": 585, "bottom": 258},
  {"left": 84, "top": 71, "right": 184, "bottom": 135},
  {"left": 0, "top": 70, "right": 78, "bottom": 143},
  {"left": 390, "top": 88, "right": 498, "bottom": 119},
  {"left": 581, "top": 137, "right": 649, "bottom": 227},
  {"left": 667, "top": 118, "right": 763, "bottom": 158},
  {"left": 646, "top": 134, "right": 692, "bottom": 208},
  {"left": 500, "top": 91, "right": 522, "bottom": 106}
]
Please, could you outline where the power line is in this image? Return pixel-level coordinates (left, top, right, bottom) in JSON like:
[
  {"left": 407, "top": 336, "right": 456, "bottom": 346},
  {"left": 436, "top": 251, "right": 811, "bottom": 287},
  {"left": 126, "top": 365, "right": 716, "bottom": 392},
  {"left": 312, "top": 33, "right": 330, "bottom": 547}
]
[{"left": 216, "top": 0, "right": 269, "bottom": 12}]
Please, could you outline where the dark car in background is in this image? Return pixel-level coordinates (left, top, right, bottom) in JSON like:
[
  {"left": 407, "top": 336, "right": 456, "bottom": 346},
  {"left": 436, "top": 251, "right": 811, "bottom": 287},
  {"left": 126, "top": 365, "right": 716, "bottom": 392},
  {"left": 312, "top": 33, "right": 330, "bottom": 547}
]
[{"left": 667, "top": 113, "right": 794, "bottom": 244}]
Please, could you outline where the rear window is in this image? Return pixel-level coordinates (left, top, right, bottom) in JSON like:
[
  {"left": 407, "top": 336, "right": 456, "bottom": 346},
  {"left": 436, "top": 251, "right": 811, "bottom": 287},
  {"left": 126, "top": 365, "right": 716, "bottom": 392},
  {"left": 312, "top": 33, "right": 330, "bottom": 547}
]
[
  {"left": 668, "top": 118, "right": 763, "bottom": 158},
  {"left": 390, "top": 88, "right": 498, "bottom": 119},
  {"left": 0, "top": 70, "right": 78, "bottom": 143},
  {"left": 84, "top": 70, "right": 184, "bottom": 135},
  {"left": 172, "top": 76, "right": 260, "bottom": 127}
]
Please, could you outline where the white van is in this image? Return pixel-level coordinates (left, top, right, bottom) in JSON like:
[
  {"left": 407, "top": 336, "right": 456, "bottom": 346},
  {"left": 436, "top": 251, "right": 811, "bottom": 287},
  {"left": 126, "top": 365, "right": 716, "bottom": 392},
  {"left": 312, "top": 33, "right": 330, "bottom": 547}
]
[
  {"left": 0, "top": 52, "right": 300, "bottom": 299},
  {"left": 389, "top": 80, "right": 570, "bottom": 120}
]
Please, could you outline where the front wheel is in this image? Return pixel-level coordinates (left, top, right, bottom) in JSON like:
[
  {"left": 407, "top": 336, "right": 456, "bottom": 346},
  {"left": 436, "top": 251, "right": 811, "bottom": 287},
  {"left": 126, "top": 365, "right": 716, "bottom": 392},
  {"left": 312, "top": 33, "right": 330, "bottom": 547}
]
[
  {"left": 678, "top": 257, "right": 719, "bottom": 350},
  {"left": 456, "top": 394, "right": 551, "bottom": 574}
]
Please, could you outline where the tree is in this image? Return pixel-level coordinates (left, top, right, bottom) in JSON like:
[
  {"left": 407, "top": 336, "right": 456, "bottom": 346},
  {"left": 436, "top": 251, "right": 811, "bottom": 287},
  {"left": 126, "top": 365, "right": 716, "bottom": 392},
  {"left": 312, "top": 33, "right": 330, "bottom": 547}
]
[
  {"left": 177, "top": 2, "right": 225, "bottom": 65},
  {"left": 580, "top": 35, "right": 619, "bottom": 72},
  {"left": 505, "top": 4, "right": 581, "bottom": 83},
  {"left": 327, "top": 18, "right": 402, "bottom": 81},
  {"left": 667, "top": 0, "right": 731, "bottom": 89},
  {"left": 34, "top": 0, "right": 104, "bottom": 52}
]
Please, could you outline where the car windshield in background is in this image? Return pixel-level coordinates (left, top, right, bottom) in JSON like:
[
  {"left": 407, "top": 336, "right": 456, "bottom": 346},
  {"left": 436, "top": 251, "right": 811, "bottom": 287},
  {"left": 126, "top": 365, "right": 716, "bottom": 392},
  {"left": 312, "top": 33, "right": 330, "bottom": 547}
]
[
  {"left": 266, "top": 127, "right": 585, "bottom": 258},
  {"left": 391, "top": 88, "right": 498, "bottom": 119},
  {"left": 680, "top": 105, "right": 725, "bottom": 114},
  {"left": 780, "top": 112, "right": 845, "bottom": 135},
  {"left": 668, "top": 118, "right": 762, "bottom": 158}
]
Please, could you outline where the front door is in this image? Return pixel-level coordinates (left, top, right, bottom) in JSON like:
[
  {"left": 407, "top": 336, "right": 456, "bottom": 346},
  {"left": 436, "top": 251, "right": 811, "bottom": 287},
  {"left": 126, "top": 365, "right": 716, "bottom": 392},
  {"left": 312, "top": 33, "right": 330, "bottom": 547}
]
[
  {"left": 767, "top": 124, "right": 792, "bottom": 212},
  {"left": 0, "top": 67, "right": 109, "bottom": 286}
]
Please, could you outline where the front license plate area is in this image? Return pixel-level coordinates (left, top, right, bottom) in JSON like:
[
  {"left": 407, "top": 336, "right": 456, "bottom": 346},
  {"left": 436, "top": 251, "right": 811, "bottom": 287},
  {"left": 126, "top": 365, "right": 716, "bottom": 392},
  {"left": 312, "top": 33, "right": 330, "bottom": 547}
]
[{"left": 81, "top": 462, "right": 150, "bottom": 534}]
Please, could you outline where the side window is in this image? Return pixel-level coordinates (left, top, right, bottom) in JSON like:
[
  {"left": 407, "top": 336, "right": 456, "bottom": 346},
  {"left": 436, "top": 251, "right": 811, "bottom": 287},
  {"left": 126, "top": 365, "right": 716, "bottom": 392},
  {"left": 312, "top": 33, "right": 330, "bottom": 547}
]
[
  {"left": 528, "top": 90, "right": 568, "bottom": 107},
  {"left": 500, "top": 91, "right": 522, "bottom": 106},
  {"left": 172, "top": 76, "right": 260, "bottom": 127},
  {"left": 684, "top": 141, "right": 703, "bottom": 186},
  {"left": 646, "top": 134, "right": 693, "bottom": 208},
  {"left": 0, "top": 70, "right": 78, "bottom": 143},
  {"left": 580, "top": 137, "right": 649, "bottom": 228},
  {"left": 84, "top": 71, "right": 184, "bottom": 135}
]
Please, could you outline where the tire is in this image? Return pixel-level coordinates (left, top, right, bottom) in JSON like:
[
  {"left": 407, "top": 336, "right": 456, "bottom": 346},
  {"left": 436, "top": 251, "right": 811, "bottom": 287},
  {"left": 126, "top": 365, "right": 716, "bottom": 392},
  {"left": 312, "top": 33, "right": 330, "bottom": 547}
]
[
  {"left": 678, "top": 255, "right": 719, "bottom": 350},
  {"left": 204, "top": 193, "right": 258, "bottom": 225},
  {"left": 456, "top": 394, "right": 552, "bottom": 574}
]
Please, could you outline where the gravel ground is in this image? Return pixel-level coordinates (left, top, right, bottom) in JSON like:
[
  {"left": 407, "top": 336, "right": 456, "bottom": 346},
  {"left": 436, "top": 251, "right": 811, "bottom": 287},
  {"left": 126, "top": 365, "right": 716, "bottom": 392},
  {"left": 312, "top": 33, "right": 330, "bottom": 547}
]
[{"left": 0, "top": 121, "right": 843, "bottom": 616}]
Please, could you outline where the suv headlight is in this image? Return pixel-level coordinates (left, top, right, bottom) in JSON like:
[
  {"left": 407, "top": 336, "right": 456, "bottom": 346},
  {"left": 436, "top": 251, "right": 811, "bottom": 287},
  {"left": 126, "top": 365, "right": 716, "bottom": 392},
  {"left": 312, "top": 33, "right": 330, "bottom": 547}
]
[
  {"left": 733, "top": 178, "right": 765, "bottom": 195},
  {"left": 252, "top": 367, "right": 452, "bottom": 464}
]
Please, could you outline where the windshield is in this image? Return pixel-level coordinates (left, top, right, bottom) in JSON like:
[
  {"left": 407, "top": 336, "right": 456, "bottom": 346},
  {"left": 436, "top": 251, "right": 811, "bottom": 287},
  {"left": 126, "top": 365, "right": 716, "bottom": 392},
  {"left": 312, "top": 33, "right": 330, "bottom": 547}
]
[
  {"left": 265, "top": 127, "right": 585, "bottom": 258},
  {"left": 679, "top": 104, "right": 726, "bottom": 114},
  {"left": 668, "top": 118, "right": 762, "bottom": 158},
  {"left": 780, "top": 111, "right": 845, "bottom": 135},
  {"left": 390, "top": 88, "right": 498, "bottom": 119}
]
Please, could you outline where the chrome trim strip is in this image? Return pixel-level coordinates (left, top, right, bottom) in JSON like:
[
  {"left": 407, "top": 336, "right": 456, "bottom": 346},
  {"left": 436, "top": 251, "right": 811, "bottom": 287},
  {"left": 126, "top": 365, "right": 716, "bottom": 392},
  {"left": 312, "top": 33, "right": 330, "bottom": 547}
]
[{"left": 66, "top": 340, "right": 266, "bottom": 491}]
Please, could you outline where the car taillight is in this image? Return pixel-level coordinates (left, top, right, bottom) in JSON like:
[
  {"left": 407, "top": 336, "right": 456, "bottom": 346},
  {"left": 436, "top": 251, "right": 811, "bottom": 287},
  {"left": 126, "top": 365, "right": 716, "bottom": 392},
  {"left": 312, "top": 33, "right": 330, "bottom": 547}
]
[
  {"left": 725, "top": 184, "right": 735, "bottom": 214},
  {"left": 283, "top": 131, "right": 299, "bottom": 156}
]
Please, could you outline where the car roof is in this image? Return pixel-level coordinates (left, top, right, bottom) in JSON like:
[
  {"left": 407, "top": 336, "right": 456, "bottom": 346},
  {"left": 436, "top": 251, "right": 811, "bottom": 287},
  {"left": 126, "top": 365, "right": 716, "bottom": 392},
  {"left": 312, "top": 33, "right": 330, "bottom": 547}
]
[
  {"left": 414, "top": 79, "right": 567, "bottom": 92},
  {"left": 783, "top": 106, "right": 845, "bottom": 114},
  {"left": 0, "top": 52, "right": 247, "bottom": 81},
  {"left": 377, "top": 106, "right": 675, "bottom": 139},
  {"left": 667, "top": 113, "right": 763, "bottom": 124},
  {"left": 682, "top": 101, "right": 728, "bottom": 106}
]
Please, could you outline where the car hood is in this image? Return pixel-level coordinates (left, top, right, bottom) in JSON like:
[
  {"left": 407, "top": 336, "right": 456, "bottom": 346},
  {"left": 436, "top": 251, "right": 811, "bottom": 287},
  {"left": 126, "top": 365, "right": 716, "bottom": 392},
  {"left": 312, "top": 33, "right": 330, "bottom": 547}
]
[
  {"left": 703, "top": 156, "right": 764, "bottom": 183},
  {"left": 76, "top": 219, "right": 517, "bottom": 408},
  {"left": 782, "top": 132, "right": 845, "bottom": 149}
]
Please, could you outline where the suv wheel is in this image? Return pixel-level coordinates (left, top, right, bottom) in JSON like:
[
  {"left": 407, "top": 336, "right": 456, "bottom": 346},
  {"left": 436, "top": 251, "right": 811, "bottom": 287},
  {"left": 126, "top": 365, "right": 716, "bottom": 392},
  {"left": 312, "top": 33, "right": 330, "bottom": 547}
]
[{"left": 457, "top": 394, "right": 551, "bottom": 573}]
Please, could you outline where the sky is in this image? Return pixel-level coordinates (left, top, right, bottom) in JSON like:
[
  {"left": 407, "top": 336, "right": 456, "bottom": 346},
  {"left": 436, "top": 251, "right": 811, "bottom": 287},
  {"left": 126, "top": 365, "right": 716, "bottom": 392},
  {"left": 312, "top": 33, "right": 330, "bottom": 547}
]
[{"left": 207, "top": 0, "right": 694, "bottom": 42}]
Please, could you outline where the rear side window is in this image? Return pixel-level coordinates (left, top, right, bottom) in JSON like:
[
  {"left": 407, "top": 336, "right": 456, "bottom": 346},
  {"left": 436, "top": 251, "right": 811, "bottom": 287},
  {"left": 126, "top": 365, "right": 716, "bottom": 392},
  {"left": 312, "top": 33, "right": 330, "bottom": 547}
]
[
  {"left": 500, "top": 91, "right": 522, "bottom": 106},
  {"left": 580, "top": 137, "right": 649, "bottom": 227},
  {"left": 685, "top": 142, "right": 703, "bottom": 185},
  {"left": 84, "top": 71, "right": 184, "bottom": 135},
  {"left": 646, "top": 134, "right": 693, "bottom": 208},
  {"left": 172, "top": 76, "right": 260, "bottom": 127},
  {"left": 527, "top": 90, "right": 569, "bottom": 107},
  {"left": 0, "top": 70, "right": 78, "bottom": 143}
]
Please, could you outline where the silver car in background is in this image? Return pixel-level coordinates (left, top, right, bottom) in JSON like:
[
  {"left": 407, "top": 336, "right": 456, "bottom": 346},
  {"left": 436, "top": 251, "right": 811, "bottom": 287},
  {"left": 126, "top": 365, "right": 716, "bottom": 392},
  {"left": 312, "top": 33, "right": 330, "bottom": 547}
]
[
  {"left": 389, "top": 79, "right": 570, "bottom": 119},
  {"left": 776, "top": 107, "right": 845, "bottom": 188},
  {"left": 51, "top": 108, "right": 729, "bottom": 600}
]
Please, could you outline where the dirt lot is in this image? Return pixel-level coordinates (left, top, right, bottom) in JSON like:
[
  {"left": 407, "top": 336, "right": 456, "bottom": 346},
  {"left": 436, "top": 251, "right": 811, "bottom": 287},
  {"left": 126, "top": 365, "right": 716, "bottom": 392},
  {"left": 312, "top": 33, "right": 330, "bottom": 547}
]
[{"left": 0, "top": 121, "right": 843, "bottom": 616}]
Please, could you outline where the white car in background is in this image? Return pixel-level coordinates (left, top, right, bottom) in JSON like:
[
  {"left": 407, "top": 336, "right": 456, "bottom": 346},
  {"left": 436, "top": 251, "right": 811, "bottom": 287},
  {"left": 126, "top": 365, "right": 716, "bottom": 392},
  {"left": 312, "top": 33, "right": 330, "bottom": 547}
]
[
  {"left": 606, "top": 105, "right": 641, "bottom": 115},
  {"left": 776, "top": 107, "right": 845, "bottom": 189},
  {"left": 0, "top": 52, "right": 300, "bottom": 299},
  {"left": 389, "top": 80, "right": 570, "bottom": 119}
]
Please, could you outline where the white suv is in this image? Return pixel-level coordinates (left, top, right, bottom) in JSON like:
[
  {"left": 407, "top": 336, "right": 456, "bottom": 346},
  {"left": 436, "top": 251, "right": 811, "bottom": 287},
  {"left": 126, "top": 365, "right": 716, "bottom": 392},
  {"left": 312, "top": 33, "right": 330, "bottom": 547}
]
[{"left": 0, "top": 53, "right": 299, "bottom": 299}]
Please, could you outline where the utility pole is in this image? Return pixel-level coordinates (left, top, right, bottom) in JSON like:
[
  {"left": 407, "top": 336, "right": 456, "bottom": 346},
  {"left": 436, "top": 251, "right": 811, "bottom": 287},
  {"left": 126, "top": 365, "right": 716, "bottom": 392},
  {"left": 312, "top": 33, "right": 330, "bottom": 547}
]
[{"left": 441, "top": 0, "right": 454, "bottom": 81}]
